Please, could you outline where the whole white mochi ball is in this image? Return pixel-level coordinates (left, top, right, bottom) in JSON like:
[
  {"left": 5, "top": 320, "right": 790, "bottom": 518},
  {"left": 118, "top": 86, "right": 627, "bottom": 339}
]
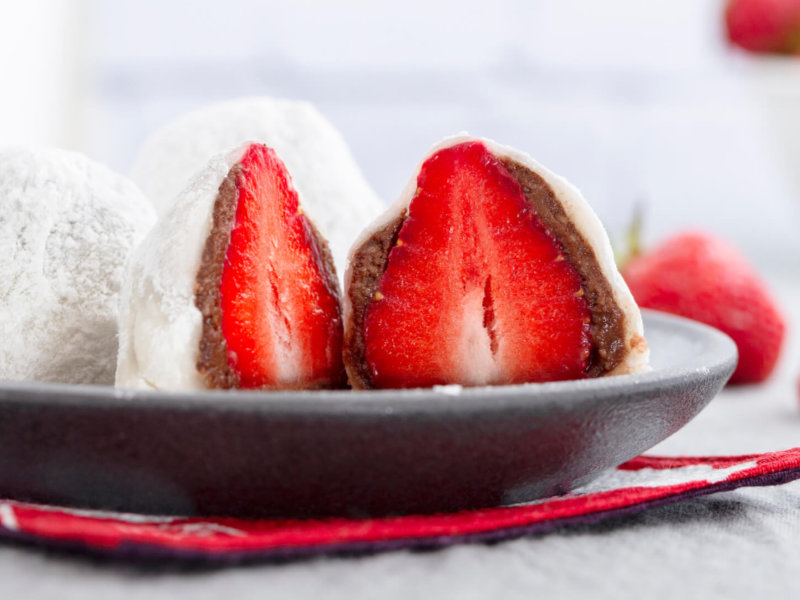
[
  {"left": 0, "top": 147, "right": 156, "bottom": 385},
  {"left": 130, "top": 96, "right": 384, "bottom": 275}
]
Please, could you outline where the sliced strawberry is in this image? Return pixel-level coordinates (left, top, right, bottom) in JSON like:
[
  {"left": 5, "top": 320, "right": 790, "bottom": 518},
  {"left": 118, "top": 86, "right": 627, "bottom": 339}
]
[
  {"left": 218, "top": 144, "right": 345, "bottom": 389},
  {"left": 362, "top": 141, "right": 591, "bottom": 389}
]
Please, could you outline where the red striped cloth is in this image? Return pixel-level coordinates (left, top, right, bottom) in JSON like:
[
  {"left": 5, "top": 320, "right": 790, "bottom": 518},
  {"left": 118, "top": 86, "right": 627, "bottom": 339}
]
[{"left": 2, "top": 447, "right": 799, "bottom": 562}]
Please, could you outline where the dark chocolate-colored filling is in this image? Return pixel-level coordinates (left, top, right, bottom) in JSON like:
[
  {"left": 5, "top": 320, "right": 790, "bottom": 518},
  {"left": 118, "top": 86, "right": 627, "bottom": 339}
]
[
  {"left": 194, "top": 160, "right": 343, "bottom": 390},
  {"left": 345, "top": 157, "right": 628, "bottom": 389},
  {"left": 343, "top": 212, "right": 406, "bottom": 389},
  {"left": 195, "top": 165, "right": 242, "bottom": 389}
]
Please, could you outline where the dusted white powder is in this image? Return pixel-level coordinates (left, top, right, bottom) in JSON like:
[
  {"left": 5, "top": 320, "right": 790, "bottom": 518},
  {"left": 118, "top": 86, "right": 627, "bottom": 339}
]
[
  {"left": 131, "top": 97, "right": 385, "bottom": 277},
  {"left": 0, "top": 147, "right": 156, "bottom": 385}
]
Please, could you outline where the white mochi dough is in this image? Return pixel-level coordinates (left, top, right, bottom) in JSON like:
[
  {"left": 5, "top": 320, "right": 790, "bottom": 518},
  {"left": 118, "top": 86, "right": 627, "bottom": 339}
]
[
  {"left": 116, "top": 146, "right": 246, "bottom": 391},
  {"left": 0, "top": 147, "right": 156, "bottom": 385},
  {"left": 131, "top": 97, "right": 384, "bottom": 275}
]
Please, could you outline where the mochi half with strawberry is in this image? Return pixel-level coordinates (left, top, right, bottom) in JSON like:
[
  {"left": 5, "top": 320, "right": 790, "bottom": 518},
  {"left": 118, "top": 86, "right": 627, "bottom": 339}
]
[
  {"left": 344, "top": 136, "right": 650, "bottom": 389},
  {"left": 116, "top": 142, "right": 346, "bottom": 391}
]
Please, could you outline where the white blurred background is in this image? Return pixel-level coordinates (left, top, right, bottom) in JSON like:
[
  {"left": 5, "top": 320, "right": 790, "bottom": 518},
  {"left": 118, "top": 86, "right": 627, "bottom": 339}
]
[{"left": 1, "top": 0, "right": 798, "bottom": 273}]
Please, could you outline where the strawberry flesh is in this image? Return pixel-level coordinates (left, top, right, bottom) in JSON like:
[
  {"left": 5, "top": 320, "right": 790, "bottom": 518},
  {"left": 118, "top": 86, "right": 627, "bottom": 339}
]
[
  {"left": 219, "top": 144, "right": 344, "bottom": 388},
  {"left": 363, "top": 141, "right": 591, "bottom": 388}
]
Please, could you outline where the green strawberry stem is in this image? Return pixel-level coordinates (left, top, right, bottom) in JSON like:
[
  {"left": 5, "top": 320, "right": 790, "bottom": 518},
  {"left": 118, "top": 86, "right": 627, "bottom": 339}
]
[{"left": 614, "top": 203, "right": 644, "bottom": 272}]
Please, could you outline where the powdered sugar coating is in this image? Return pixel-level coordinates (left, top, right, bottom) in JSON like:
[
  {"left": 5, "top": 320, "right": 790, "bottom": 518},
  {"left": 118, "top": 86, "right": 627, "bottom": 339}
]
[
  {"left": 0, "top": 147, "right": 156, "bottom": 385},
  {"left": 116, "top": 146, "right": 247, "bottom": 390},
  {"left": 131, "top": 97, "right": 384, "bottom": 276},
  {"left": 345, "top": 134, "right": 649, "bottom": 379}
]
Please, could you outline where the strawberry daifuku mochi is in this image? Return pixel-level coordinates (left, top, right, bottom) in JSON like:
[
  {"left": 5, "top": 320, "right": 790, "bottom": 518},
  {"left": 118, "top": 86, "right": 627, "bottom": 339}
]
[
  {"left": 0, "top": 147, "right": 156, "bottom": 385},
  {"left": 131, "top": 97, "right": 384, "bottom": 277},
  {"left": 116, "top": 142, "right": 346, "bottom": 391},
  {"left": 344, "top": 136, "right": 650, "bottom": 389}
]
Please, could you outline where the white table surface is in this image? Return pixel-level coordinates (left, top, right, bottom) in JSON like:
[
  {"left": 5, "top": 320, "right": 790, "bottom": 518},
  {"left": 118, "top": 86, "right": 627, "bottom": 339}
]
[{"left": 1, "top": 277, "right": 798, "bottom": 599}]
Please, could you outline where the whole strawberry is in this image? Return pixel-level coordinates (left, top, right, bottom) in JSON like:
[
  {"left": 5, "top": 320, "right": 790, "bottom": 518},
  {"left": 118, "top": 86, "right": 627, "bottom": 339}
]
[
  {"left": 622, "top": 231, "right": 786, "bottom": 384},
  {"left": 725, "top": 0, "right": 800, "bottom": 54}
]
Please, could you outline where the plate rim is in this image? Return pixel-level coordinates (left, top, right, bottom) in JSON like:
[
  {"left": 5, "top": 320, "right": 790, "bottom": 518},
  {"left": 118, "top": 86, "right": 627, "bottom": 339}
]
[{"left": 0, "top": 309, "right": 737, "bottom": 415}]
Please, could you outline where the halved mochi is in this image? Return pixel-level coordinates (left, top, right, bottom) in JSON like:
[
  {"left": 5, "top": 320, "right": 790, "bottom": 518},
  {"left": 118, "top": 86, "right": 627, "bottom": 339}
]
[
  {"left": 344, "top": 137, "right": 649, "bottom": 389},
  {"left": 116, "top": 142, "right": 346, "bottom": 391}
]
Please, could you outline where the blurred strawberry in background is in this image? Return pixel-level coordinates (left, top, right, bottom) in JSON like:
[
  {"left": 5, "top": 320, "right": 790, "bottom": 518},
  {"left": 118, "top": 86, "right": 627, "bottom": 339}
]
[
  {"left": 725, "top": 0, "right": 800, "bottom": 54},
  {"left": 622, "top": 231, "right": 786, "bottom": 385}
]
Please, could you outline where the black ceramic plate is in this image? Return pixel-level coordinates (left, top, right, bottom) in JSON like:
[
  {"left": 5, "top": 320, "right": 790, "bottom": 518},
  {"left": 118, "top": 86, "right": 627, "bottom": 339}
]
[{"left": 0, "top": 310, "right": 736, "bottom": 519}]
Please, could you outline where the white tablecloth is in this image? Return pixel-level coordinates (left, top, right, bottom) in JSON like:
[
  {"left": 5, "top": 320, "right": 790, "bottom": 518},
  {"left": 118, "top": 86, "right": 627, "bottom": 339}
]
[{"left": 1, "top": 278, "right": 798, "bottom": 599}]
